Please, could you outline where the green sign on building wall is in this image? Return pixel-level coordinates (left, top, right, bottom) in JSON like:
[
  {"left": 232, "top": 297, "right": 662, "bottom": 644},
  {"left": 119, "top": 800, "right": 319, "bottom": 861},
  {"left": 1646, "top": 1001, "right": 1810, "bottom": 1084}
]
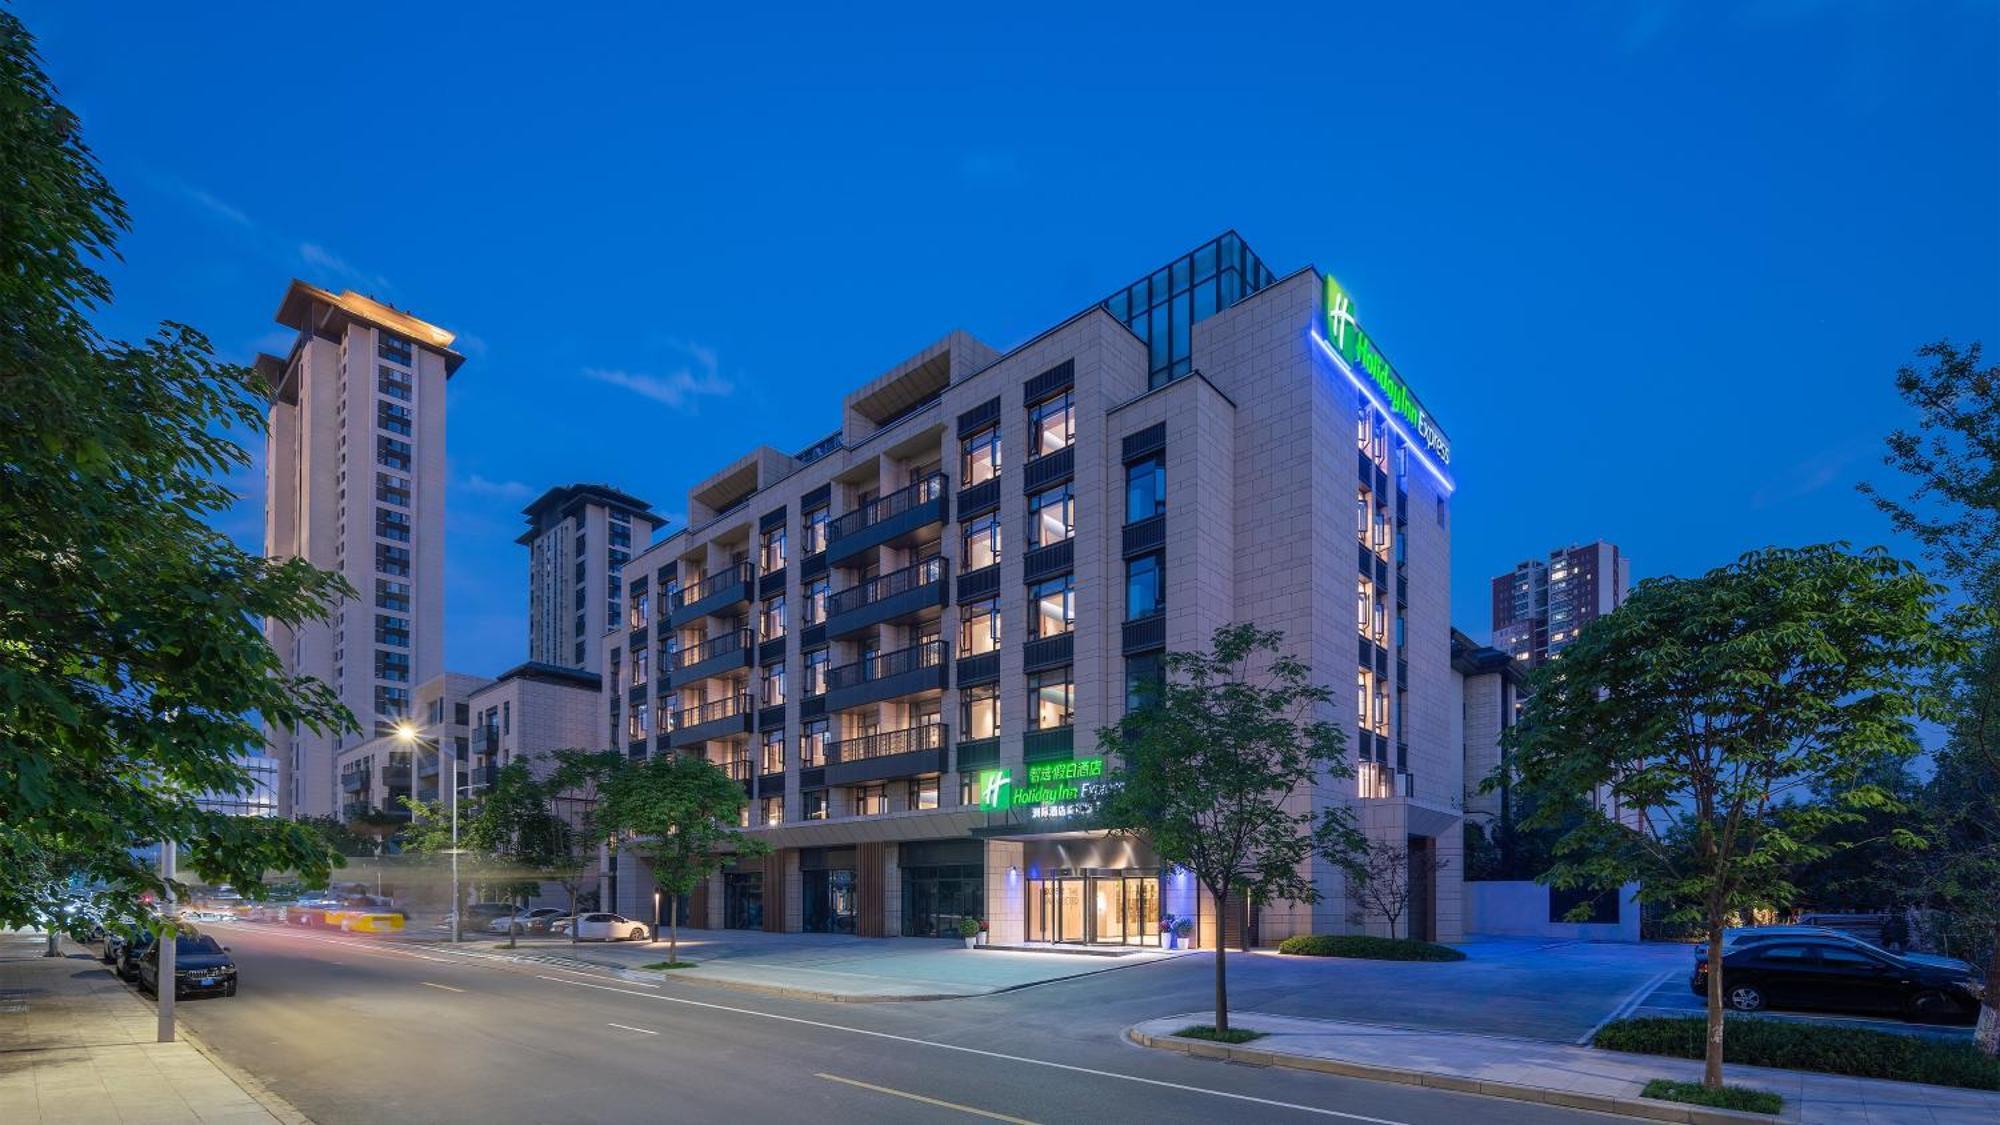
[
  {"left": 1322, "top": 274, "right": 1452, "bottom": 466},
  {"left": 977, "top": 757, "right": 1106, "bottom": 813}
]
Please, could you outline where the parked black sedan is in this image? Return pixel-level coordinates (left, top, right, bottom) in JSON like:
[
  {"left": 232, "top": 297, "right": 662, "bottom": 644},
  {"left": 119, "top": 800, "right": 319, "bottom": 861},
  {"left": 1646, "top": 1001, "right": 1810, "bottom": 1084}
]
[
  {"left": 111, "top": 929, "right": 156, "bottom": 981},
  {"left": 136, "top": 933, "right": 238, "bottom": 1000},
  {"left": 1693, "top": 937, "right": 1983, "bottom": 1023}
]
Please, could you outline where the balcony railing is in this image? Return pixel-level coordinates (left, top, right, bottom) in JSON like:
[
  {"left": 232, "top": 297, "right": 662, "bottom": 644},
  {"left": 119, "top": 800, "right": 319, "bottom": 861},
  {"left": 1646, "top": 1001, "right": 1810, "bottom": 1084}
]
[
  {"left": 674, "top": 693, "right": 754, "bottom": 731},
  {"left": 826, "top": 474, "right": 949, "bottom": 564},
  {"left": 722, "top": 758, "right": 754, "bottom": 781},
  {"left": 826, "top": 723, "right": 947, "bottom": 766},
  {"left": 826, "top": 556, "right": 945, "bottom": 618},
  {"left": 669, "top": 627, "right": 754, "bottom": 685},
  {"left": 667, "top": 563, "right": 754, "bottom": 624},
  {"left": 827, "top": 640, "right": 947, "bottom": 692}
]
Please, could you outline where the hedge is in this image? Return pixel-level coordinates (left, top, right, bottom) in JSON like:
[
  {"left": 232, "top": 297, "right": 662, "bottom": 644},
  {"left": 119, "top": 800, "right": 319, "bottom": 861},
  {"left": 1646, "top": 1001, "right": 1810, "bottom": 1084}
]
[
  {"left": 1275, "top": 934, "right": 1467, "bottom": 961},
  {"left": 1595, "top": 1017, "right": 2000, "bottom": 1091},
  {"left": 1639, "top": 1079, "right": 1781, "bottom": 1115}
]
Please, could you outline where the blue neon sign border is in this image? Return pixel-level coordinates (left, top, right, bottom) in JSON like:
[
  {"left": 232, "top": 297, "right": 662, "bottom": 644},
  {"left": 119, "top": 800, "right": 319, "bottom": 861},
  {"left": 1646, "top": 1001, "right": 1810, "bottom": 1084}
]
[{"left": 1311, "top": 328, "right": 1456, "bottom": 496}]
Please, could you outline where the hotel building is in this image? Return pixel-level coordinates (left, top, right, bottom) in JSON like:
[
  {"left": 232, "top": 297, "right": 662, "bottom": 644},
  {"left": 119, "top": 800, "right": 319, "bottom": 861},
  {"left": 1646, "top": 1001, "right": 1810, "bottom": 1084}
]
[
  {"left": 1491, "top": 540, "right": 1631, "bottom": 667},
  {"left": 602, "top": 233, "right": 1463, "bottom": 946},
  {"left": 257, "top": 283, "right": 464, "bottom": 817},
  {"left": 521, "top": 484, "right": 662, "bottom": 673}
]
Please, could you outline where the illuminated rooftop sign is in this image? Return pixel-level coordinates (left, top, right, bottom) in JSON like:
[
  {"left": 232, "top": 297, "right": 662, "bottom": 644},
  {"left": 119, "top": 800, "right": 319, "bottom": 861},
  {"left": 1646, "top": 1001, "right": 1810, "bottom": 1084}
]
[{"left": 1320, "top": 275, "right": 1452, "bottom": 468}]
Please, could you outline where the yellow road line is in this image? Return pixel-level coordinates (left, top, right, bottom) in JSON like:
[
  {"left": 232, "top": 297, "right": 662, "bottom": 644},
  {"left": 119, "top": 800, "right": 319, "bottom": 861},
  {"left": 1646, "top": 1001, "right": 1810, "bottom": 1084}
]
[{"left": 815, "top": 1072, "right": 1037, "bottom": 1124}]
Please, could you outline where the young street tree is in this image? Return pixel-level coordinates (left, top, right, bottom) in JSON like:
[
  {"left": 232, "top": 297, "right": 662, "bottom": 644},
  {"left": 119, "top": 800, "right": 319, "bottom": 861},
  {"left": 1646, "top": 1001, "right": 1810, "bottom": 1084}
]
[
  {"left": 595, "top": 752, "right": 767, "bottom": 967},
  {"left": 1504, "top": 545, "right": 1953, "bottom": 1089},
  {"left": 540, "top": 749, "right": 627, "bottom": 945},
  {"left": 1094, "top": 623, "right": 1365, "bottom": 1035},
  {"left": 1860, "top": 339, "right": 2000, "bottom": 1054},
  {"left": 461, "top": 761, "right": 569, "bottom": 949},
  {"left": 1349, "top": 840, "right": 1447, "bottom": 941},
  {"left": 0, "top": 12, "right": 346, "bottom": 928}
]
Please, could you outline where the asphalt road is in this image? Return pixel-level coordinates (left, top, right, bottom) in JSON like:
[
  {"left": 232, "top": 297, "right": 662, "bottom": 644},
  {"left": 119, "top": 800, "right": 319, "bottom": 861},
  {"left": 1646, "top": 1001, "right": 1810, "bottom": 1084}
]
[{"left": 158, "top": 924, "right": 1632, "bottom": 1125}]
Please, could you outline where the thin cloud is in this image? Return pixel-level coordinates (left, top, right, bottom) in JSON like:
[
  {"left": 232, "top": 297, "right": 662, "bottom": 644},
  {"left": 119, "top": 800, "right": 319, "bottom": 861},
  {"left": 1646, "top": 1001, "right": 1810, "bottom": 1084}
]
[
  {"left": 154, "top": 172, "right": 394, "bottom": 296},
  {"left": 299, "top": 242, "right": 393, "bottom": 295},
  {"left": 459, "top": 474, "right": 534, "bottom": 501},
  {"left": 1751, "top": 443, "right": 1866, "bottom": 509},
  {"left": 583, "top": 343, "right": 734, "bottom": 413}
]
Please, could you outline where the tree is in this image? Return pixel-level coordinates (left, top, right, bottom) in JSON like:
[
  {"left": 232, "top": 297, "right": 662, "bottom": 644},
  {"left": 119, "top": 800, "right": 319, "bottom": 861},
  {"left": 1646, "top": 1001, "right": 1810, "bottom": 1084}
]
[
  {"left": 461, "top": 762, "right": 569, "bottom": 949},
  {"left": 294, "top": 815, "right": 379, "bottom": 861},
  {"left": 1094, "top": 623, "right": 1366, "bottom": 1035},
  {"left": 1349, "top": 840, "right": 1446, "bottom": 941},
  {"left": 1860, "top": 339, "right": 2000, "bottom": 1054},
  {"left": 0, "top": 11, "right": 347, "bottom": 931},
  {"left": 540, "top": 749, "right": 626, "bottom": 945},
  {"left": 594, "top": 753, "right": 767, "bottom": 967},
  {"left": 1504, "top": 545, "right": 1953, "bottom": 1090}
]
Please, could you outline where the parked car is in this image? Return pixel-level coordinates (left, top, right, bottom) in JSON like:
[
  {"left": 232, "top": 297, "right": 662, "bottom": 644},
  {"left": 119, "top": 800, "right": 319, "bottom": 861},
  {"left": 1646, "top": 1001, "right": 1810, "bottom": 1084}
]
[
  {"left": 487, "top": 907, "right": 567, "bottom": 934},
  {"left": 180, "top": 908, "right": 234, "bottom": 924},
  {"left": 545, "top": 915, "right": 575, "bottom": 935},
  {"left": 1714, "top": 926, "right": 1975, "bottom": 974},
  {"left": 1693, "top": 937, "right": 1983, "bottom": 1023},
  {"left": 137, "top": 933, "right": 237, "bottom": 1000},
  {"left": 113, "top": 929, "right": 156, "bottom": 981},
  {"left": 572, "top": 913, "right": 650, "bottom": 942}
]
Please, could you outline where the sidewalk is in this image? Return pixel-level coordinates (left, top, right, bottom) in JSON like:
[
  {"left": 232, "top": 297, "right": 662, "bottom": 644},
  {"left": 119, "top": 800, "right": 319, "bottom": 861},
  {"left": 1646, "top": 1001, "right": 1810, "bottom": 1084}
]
[
  {"left": 435, "top": 928, "right": 1185, "bottom": 1001},
  {"left": 1129, "top": 1010, "right": 2000, "bottom": 1124},
  {"left": 0, "top": 930, "right": 302, "bottom": 1124}
]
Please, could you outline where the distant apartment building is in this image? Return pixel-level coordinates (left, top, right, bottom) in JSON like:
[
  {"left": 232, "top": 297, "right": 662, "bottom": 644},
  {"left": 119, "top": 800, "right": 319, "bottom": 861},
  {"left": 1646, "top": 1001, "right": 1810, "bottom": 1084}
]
[
  {"left": 194, "top": 754, "right": 281, "bottom": 818},
  {"left": 466, "top": 661, "right": 603, "bottom": 783},
  {"left": 256, "top": 282, "right": 464, "bottom": 818},
  {"left": 1452, "top": 629, "right": 1524, "bottom": 828},
  {"left": 521, "top": 484, "right": 661, "bottom": 673},
  {"left": 333, "top": 672, "right": 487, "bottom": 821},
  {"left": 1490, "top": 540, "right": 1631, "bottom": 667},
  {"left": 601, "top": 232, "right": 1465, "bottom": 946}
]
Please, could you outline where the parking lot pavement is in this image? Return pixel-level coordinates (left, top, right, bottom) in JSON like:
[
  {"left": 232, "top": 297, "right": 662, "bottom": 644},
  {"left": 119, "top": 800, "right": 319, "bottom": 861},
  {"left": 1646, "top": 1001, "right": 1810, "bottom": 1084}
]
[{"left": 1627, "top": 964, "right": 1978, "bottom": 1041}]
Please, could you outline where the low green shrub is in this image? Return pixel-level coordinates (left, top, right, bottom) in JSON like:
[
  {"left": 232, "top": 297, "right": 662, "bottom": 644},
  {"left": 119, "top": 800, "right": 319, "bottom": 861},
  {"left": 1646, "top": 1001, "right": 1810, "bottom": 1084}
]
[
  {"left": 1595, "top": 1018, "right": 2000, "bottom": 1091},
  {"left": 1275, "top": 934, "right": 1467, "bottom": 962},
  {"left": 1173, "top": 1025, "right": 1266, "bottom": 1044},
  {"left": 1640, "top": 1079, "right": 1782, "bottom": 1115},
  {"left": 641, "top": 960, "right": 696, "bottom": 970}
]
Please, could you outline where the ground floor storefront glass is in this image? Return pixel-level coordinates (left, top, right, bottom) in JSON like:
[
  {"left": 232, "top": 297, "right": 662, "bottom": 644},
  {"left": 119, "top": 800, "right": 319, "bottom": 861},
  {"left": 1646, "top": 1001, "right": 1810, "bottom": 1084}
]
[
  {"left": 1025, "top": 872, "right": 1159, "bottom": 945},
  {"left": 802, "top": 847, "right": 857, "bottom": 933},
  {"left": 901, "top": 864, "right": 982, "bottom": 938},
  {"left": 723, "top": 872, "right": 762, "bottom": 929}
]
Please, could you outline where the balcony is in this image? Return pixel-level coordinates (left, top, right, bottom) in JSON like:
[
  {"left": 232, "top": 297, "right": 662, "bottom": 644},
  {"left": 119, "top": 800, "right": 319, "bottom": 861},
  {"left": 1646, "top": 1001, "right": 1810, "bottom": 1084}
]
[
  {"left": 823, "top": 557, "right": 948, "bottom": 639},
  {"left": 825, "top": 723, "right": 948, "bottom": 786},
  {"left": 418, "top": 755, "right": 440, "bottom": 779},
  {"left": 669, "top": 693, "right": 754, "bottom": 748},
  {"left": 340, "top": 772, "right": 366, "bottom": 793},
  {"left": 825, "top": 640, "right": 949, "bottom": 713},
  {"left": 825, "top": 474, "right": 948, "bottom": 565},
  {"left": 955, "top": 736, "right": 1000, "bottom": 772},
  {"left": 669, "top": 627, "right": 754, "bottom": 686},
  {"left": 722, "top": 758, "right": 754, "bottom": 782},
  {"left": 668, "top": 563, "right": 754, "bottom": 627},
  {"left": 1022, "top": 725, "right": 1075, "bottom": 762}
]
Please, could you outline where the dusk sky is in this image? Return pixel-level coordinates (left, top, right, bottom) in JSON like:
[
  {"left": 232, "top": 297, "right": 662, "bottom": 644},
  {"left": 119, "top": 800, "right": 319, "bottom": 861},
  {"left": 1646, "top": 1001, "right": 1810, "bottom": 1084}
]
[{"left": 25, "top": 1, "right": 1998, "bottom": 680}]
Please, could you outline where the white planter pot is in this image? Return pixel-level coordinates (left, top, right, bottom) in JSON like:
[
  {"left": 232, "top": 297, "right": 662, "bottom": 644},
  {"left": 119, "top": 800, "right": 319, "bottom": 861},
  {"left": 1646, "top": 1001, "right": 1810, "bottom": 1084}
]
[{"left": 962, "top": 936, "right": 977, "bottom": 949}]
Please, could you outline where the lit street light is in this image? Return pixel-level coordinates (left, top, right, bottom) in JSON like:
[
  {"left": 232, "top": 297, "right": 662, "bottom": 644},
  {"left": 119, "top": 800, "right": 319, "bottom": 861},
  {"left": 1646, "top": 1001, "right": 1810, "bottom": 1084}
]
[{"left": 392, "top": 721, "right": 481, "bottom": 943}]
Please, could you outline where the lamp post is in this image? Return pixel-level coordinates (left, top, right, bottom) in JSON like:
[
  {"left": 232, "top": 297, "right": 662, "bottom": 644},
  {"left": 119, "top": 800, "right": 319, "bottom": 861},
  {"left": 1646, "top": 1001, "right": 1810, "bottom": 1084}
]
[
  {"left": 652, "top": 888, "right": 662, "bottom": 943},
  {"left": 393, "top": 721, "right": 471, "bottom": 943}
]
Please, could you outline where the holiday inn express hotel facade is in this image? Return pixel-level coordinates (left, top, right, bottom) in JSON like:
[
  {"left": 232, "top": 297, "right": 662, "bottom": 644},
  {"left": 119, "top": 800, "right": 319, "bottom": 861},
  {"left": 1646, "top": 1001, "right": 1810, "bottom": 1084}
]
[{"left": 601, "top": 233, "right": 1464, "bottom": 947}]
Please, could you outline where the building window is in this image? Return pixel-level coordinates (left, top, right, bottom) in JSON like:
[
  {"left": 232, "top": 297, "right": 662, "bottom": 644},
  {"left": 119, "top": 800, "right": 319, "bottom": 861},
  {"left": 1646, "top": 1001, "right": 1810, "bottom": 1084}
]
[
  {"left": 375, "top": 472, "right": 410, "bottom": 508},
  {"left": 1028, "top": 391, "right": 1075, "bottom": 458},
  {"left": 378, "top": 366, "right": 411, "bottom": 401},
  {"left": 961, "top": 682, "right": 999, "bottom": 739},
  {"left": 959, "top": 597, "right": 1000, "bottom": 656},
  {"left": 760, "top": 525, "right": 787, "bottom": 575},
  {"left": 1357, "top": 578, "right": 1387, "bottom": 646},
  {"left": 802, "top": 504, "right": 830, "bottom": 556},
  {"left": 802, "top": 577, "right": 830, "bottom": 625},
  {"left": 853, "top": 785, "right": 888, "bottom": 817},
  {"left": 375, "top": 649, "right": 410, "bottom": 682},
  {"left": 1125, "top": 553, "right": 1163, "bottom": 621},
  {"left": 1027, "top": 483, "right": 1074, "bottom": 548},
  {"left": 375, "top": 579, "right": 410, "bottom": 612},
  {"left": 376, "top": 436, "right": 411, "bottom": 472},
  {"left": 376, "top": 544, "right": 411, "bottom": 577},
  {"left": 761, "top": 730, "right": 785, "bottom": 775},
  {"left": 1357, "top": 486, "right": 1389, "bottom": 559},
  {"left": 801, "top": 719, "right": 828, "bottom": 768},
  {"left": 961, "top": 424, "right": 1001, "bottom": 486},
  {"left": 908, "top": 776, "right": 940, "bottom": 811},
  {"left": 629, "top": 702, "right": 649, "bottom": 740},
  {"left": 803, "top": 647, "right": 829, "bottom": 697},
  {"left": 962, "top": 511, "right": 1002, "bottom": 571},
  {"left": 1125, "top": 651, "right": 1165, "bottom": 714},
  {"left": 629, "top": 590, "right": 649, "bottom": 629},
  {"left": 377, "top": 332, "right": 413, "bottom": 366},
  {"left": 1124, "top": 453, "right": 1165, "bottom": 523},
  {"left": 761, "top": 796, "right": 783, "bottom": 826},
  {"left": 1029, "top": 668, "right": 1074, "bottom": 730},
  {"left": 1030, "top": 575, "right": 1075, "bottom": 638},
  {"left": 374, "top": 613, "right": 409, "bottom": 647},
  {"left": 631, "top": 649, "right": 648, "bottom": 687},
  {"left": 1357, "top": 668, "right": 1388, "bottom": 736},
  {"left": 803, "top": 789, "right": 828, "bottom": 820},
  {"left": 376, "top": 400, "right": 412, "bottom": 437},
  {"left": 760, "top": 595, "right": 787, "bottom": 641},
  {"left": 374, "top": 685, "right": 411, "bottom": 723},
  {"left": 762, "top": 661, "right": 787, "bottom": 708}
]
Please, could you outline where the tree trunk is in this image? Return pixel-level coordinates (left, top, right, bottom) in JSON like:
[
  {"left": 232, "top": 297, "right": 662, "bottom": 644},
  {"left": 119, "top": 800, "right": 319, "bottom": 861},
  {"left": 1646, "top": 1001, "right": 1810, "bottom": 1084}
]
[
  {"left": 1976, "top": 922, "right": 2000, "bottom": 1057},
  {"left": 1213, "top": 885, "right": 1229, "bottom": 1034},
  {"left": 44, "top": 931, "right": 60, "bottom": 957},
  {"left": 507, "top": 892, "right": 519, "bottom": 950},
  {"left": 669, "top": 897, "right": 679, "bottom": 967},
  {"left": 1704, "top": 925, "right": 1727, "bottom": 1089},
  {"left": 569, "top": 884, "right": 578, "bottom": 947}
]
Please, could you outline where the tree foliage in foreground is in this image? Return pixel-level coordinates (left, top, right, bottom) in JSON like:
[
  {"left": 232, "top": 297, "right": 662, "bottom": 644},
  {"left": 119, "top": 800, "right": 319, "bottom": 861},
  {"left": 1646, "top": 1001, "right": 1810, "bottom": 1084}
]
[
  {"left": 595, "top": 752, "right": 765, "bottom": 966},
  {"left": 0, "top": 11, "right": 347, "bottom": 927},
  {"left": 1504, "top": 544, "right": 1953, "bottom": 1088}
]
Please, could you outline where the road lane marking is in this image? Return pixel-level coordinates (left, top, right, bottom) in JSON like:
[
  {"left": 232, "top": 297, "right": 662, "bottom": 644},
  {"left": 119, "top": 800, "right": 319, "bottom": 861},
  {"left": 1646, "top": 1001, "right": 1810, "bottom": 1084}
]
[
  {"left": 607, "top": 1023, "right": 658, "bottom": 1035},
  {"left": 420, "top": 981, "right": 465, "bottom": 993},
  {"left": 1576, "top": 968, "right": 1675, "bottom": 1045},
  {"left": 534, "top": 976, "right": 1409, "bottom": 1124},
  {"left": 817, "top": 1072, "right": 1036, "bottom": 1123}
]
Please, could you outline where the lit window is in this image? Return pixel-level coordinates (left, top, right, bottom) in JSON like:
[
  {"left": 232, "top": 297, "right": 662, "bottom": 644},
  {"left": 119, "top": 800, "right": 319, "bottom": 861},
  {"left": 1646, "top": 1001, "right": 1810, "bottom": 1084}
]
[
  {"left": 961, "top": 425, "right": 1001, "bottom": 486},
  {"left": 961, "top": 682, "right": 1000, "bottom": 739},
  {"left": 1028, "top": 391, "right": 1075, "bottom": 457},
  {"left": 1030, "top": 575, "right": 1075, "bottom": 638},
  {"left": 1124, "top": 453, "right": 1165, "bottom": 523},
  {"left": 959, "top": 598, "right": 1001, "bottom": 656},
  {"left": 1029, "top": 669, "right": 1074, "bottom": 730},
  {"left": 1125, "top": 553, "right": 1163, "bottom": 621},
  {"left": 1027, "top": 483, "right": 1075, "bottom": 548},
  {"left": 962, "top": 511, "right": 1002, "bottom": 571}
]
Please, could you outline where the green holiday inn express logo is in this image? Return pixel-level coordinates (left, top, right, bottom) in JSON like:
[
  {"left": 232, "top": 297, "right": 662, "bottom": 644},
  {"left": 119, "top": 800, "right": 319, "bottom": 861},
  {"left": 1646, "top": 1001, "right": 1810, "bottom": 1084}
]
[
  {"left": 977, "top": 757, "right": 1106, "bottom": 812},
  {"left": 1322, "top": 274, "right": 1451, "bottom": 466},
  {"left": 977, "top": 769, "right": 1012, "bottom": 812}
]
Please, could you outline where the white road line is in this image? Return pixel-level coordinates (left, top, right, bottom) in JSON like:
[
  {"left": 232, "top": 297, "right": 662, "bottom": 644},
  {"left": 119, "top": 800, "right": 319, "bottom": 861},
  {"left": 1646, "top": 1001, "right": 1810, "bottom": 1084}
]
[
  {"left": 534, "top": 976, "right": 1410, "bottom": 1125},
  {"left": 420, "top": 981, "right": 465, "bottom": 993},
  {"left": 1576, "top": 968, "right": 1675, "bottom": 1045},
  {"left": 606, "top": 1023, "right": 658, "bottom": 1035},
  {"left": 817, "top": 1072, "right": 1037, "bottom": 1123}
]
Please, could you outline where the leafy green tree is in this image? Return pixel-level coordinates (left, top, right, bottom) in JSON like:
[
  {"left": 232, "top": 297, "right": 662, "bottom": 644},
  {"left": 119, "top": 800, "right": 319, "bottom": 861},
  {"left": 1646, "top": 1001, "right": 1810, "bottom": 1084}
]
[
  {"left": 1861, "top": 338, "right": 2000, "bottom": 1053},
  {"left": 1093, "top": 623, "right": 1365, "bottom": 1035},
  {"left": 540, "top": 749, "right": 627, "bottom": 944},
  {"left": 1504, "top": 545, "right": 1953, "bottom": 1089},
  {"left": 462, "top": 761, "right": 569, "bottom": 948},
  {"left": 595, "top": 753, "right": 767, "bottom": 966},
  {"left": 0, "top": 11, "right": 347, "bottom": 929},
  {"left": 293, "top": 815, "right": 378, "bottom": 861}
]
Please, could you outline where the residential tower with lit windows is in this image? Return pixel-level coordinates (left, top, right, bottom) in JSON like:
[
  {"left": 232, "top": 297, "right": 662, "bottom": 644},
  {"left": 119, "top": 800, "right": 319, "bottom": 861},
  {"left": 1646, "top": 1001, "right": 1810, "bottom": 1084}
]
[{"left": 601, "top": 233, "right": 1463, "bottom": 945}]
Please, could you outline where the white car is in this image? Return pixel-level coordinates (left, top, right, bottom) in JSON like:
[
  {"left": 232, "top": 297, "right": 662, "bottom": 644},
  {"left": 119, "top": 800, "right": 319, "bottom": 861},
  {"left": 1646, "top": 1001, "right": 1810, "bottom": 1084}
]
[
  {"left": 572, "top": 913, "right": 650, "bottom": 942},
  {"left": 487, "top": 907, "right": 567, "bottom": 934}
]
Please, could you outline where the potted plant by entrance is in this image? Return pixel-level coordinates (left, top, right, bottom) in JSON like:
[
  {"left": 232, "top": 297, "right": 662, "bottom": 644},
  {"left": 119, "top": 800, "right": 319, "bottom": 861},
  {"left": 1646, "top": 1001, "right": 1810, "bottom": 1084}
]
[
  {"left": 1169, "top": 917, "right": 1193, "bottom": 949},
  {"left": 958, "top": 917, "right": 981, "bottom": 950}
]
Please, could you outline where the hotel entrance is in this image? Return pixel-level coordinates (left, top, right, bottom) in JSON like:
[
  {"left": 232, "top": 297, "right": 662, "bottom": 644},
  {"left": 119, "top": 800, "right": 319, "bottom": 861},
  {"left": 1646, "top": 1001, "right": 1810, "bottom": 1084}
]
[{"left": 1025, "top": 871, "right": 1160, "bottom": 946}]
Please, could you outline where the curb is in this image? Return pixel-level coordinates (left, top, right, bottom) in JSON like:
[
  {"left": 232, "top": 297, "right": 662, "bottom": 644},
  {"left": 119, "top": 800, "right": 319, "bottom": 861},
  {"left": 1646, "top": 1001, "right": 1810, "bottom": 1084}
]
[{"left": 1123, "top": 1025, "right": 1785, "bottom": 1125}]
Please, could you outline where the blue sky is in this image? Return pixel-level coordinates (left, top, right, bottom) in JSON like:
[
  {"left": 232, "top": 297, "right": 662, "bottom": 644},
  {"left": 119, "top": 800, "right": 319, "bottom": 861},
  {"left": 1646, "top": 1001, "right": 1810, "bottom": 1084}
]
[{"left": 23, "top": 1, "right": 1998, "bottom": 678}]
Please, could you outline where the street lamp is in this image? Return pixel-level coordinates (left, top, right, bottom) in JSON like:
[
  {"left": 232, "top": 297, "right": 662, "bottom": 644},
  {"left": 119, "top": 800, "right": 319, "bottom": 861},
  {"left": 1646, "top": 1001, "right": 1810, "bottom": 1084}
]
[
  {"left": 652, "top": 888, "right": 662, "bottom": 943},
  {"left": 392, "top": 721, "right": 471, "bottom": 944}
]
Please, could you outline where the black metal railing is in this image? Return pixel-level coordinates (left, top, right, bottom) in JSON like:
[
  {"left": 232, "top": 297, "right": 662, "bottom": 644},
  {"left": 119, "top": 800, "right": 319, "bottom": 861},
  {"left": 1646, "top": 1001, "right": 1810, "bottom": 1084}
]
[
  {"left": 673, "top": 693, "right": 753, "bottom": 730},
  {"left": 670, "top": 563, "right": 754, "bottom": 611},
  {"left": 827, "top": 473, "right": 946, "bottom": 542},
  {"left": 826, "top": 640, "right": 948, "bottom": 692},
  {"left": 826, "top": 723, "right": 947, "bottom": 764},
  {"left": 671, "top": 628, "right": 752, "bottom": 671},
  {"left": 826, "top": 556, "right": 945, "bottom": 617}
]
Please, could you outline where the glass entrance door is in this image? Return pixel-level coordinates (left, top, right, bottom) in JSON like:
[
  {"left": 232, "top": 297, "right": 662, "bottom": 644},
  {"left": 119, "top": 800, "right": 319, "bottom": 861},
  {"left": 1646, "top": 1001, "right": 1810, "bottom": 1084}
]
[
  {"left": 1121, "top": 876, "right": 1158, "bottom": 946},
  {"left": 1093, "top": 877, "right": 1125, "bottom": 943},
  {"left": 1028, "top": 877, "right": 1089, "bottom": 943}
]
